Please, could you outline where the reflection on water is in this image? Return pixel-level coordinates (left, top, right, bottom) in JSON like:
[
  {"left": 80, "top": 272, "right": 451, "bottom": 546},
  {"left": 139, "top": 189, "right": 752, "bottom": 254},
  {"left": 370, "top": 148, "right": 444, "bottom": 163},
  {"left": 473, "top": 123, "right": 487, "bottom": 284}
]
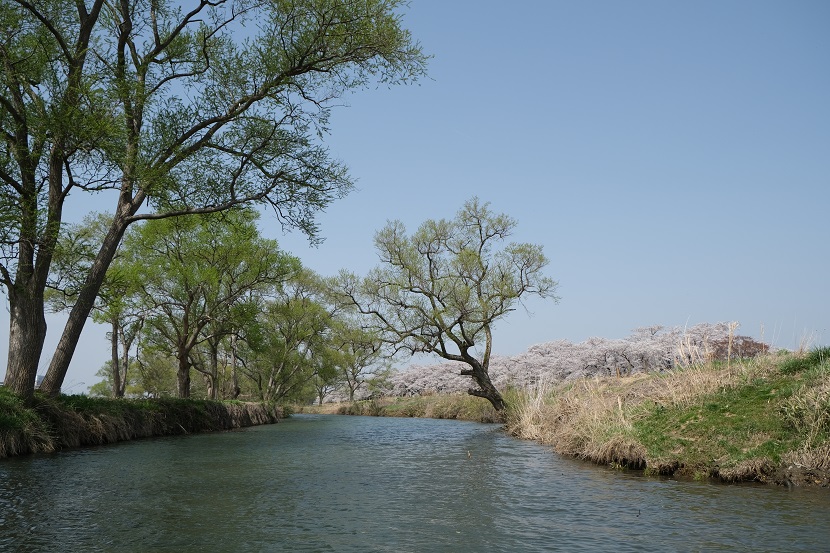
[{"left": 2, "top": 414, "right": 829, "bottom": 552}]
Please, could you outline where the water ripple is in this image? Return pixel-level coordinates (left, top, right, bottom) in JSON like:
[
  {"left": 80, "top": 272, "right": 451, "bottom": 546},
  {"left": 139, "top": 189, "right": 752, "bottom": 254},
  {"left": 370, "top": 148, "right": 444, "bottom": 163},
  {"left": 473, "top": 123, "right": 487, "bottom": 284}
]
[{"left": 1, "top": 415, "right": 828, "bottom": 552}]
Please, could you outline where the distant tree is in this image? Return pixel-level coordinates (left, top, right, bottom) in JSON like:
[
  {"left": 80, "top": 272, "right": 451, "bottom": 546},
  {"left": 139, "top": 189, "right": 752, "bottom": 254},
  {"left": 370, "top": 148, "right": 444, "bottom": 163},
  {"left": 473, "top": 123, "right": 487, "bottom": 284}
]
[
  {"left": 330, "top": 322, "right": 384, "bottom": 401},
  {"left": 381, "top": 322, "right": 766, "bottom": 398},
  {"left": 122, "top": 209, "right": 296, "bottom": 398},
  {"left": 133, "top": 350, "right": 178, "bottom": 398},
  {"left": 88, "top": 359, "right": 142, "bottom": 398},
  {"left": 192, "top": 297, "right": 263, "bottom": 399},
  {"left": 339, "top": 198, "right": 558, "bottom": 411},
  {"left": 365, "top": 366, "right": 395, "bottom": 398},
  {"left": 311, "top": 368, "right": 340, "bottom": 406},
  {"left": 244, "top": 269, "right": 334, "bottom": 403}
]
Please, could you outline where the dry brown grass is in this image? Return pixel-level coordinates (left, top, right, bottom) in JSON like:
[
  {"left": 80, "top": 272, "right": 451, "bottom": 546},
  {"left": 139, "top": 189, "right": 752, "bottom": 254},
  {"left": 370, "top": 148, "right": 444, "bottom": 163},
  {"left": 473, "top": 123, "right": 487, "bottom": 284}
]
[
  {"left": 780, "top": 378, "right": 830, "bottom": 449},
  {"left": 504, "top": 355, "right": 789, "bottom": 471},
  {"left": 782, "top": 443, "right": 830, "bottom": 472},
  {"left": 506, "top": 375, "right": 642, "bottom": 464}
]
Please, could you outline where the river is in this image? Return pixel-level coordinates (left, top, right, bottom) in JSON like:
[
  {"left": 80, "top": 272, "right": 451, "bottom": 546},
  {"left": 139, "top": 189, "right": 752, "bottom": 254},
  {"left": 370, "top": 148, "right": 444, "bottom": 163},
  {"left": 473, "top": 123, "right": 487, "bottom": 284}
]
[{"left": 1, "top": 414, "right": 828, "bottom": 552}]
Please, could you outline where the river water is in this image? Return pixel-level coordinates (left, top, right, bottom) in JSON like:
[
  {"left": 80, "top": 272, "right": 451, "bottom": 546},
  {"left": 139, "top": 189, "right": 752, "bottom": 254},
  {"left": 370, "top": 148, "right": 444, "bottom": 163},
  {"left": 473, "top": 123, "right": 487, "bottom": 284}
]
[{"left": 1, "top": 414, "right": 828, "bottom": 552}]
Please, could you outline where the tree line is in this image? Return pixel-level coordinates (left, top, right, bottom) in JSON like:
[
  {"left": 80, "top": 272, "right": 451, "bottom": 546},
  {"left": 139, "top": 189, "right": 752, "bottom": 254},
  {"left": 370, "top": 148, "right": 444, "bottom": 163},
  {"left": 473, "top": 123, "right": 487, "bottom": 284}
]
[
  {"left": 71, "top": 197, "right": 559, "bottom": 410},
  {"left": 2, "top": 1, "right": 560, "bottom": 411},
  {"left": 50, "top": 208, "right": 385, "bottom": 404},
  {"left": 0, "top": 0, "right": 427, "bottom": 400}
]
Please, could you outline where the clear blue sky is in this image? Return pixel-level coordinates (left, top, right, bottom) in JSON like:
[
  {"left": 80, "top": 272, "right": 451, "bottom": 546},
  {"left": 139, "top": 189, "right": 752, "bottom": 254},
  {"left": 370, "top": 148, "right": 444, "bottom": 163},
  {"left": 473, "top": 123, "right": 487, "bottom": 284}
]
[{"left": 2, "top": 0, "right": 828, "bottom": 391}]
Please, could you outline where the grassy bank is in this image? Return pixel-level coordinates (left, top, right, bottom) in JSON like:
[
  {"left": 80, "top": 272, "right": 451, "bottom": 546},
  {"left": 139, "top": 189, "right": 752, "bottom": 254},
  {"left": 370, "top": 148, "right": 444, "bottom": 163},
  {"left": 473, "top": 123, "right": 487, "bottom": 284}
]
[
  {"left": 504, "top": 348, "right": 830, "bottom": 487},
  {"left": 298, "top": 394, "right": 503, "bottom": 423},
  {"left": 0, "top": 391, "right": 283, "bottom": 458}
]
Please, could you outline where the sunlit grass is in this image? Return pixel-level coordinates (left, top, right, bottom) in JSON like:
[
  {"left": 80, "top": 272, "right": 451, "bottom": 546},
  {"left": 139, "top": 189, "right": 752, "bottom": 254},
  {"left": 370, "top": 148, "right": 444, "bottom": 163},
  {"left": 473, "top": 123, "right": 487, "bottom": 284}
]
[
  {"left": 300, "top": 395, "right": 502, "bottom": 423},
  {"left": 503, "top": 351, "right": 830, "bottom": 484}
]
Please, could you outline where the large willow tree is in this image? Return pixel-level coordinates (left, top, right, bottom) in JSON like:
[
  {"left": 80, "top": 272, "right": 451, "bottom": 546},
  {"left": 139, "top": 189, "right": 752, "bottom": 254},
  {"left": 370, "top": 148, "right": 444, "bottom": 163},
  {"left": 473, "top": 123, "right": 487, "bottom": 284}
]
[
  {"left": 340, "top": 198, "right": 558, "bottom": 411},
  {"left": 0, "top": 0, "right": 427, "bottom": 399}
]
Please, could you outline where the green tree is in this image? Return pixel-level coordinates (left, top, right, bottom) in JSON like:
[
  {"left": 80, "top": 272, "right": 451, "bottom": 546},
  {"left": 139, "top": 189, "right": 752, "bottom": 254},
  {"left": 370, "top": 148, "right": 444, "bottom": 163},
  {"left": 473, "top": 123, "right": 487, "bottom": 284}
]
[
  {"left": 244, "top": 269, "right": 334, "bottom": 402},
  {"left": 122, "top": 209, "right": 296, "bottom": 398},
  {"left": 88, "top": 359, "right": 143, "bottom": 398},
  {"left": 340, "top": 198, "right": 558, "bottom": 411},
  {"left": 47, "top": 213, "right": 145, "bottom": 398},
  {"left": 1, "top": 0, "right": 427, "bottom": 399},
  {"left": 0, "top": 0, "right": 109, "bottom": 399},
  {"left": 330, "top": 321, "right": 383, "bottom": 401},
  {"left": 133, "top": 350, "right": 177, "bottom": 398}
]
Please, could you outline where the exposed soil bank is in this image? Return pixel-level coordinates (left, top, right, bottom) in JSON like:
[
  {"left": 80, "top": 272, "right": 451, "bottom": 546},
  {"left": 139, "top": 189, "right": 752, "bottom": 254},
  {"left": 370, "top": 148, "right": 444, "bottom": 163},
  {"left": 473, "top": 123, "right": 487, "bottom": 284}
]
[{"left": 0, "top": 392, "right": 283, "bottom": 458}]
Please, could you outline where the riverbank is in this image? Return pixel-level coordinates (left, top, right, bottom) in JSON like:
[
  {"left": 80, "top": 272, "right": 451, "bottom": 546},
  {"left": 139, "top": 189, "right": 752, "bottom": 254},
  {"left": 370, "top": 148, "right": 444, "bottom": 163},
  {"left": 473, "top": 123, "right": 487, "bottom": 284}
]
[
  {"left": 299, "top": 393, "right": 504, "bottom": 422},
  {"left": 302, "top": 348, "right": 830, "bottom": 488},
  {"left": 0, "top": 391, "right": 283, "bottom": 458}
]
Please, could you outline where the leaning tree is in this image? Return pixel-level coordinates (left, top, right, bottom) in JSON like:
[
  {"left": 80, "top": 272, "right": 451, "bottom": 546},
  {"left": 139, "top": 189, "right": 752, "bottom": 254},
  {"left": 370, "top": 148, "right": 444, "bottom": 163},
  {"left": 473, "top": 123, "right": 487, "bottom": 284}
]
[{"left": 339, "top": 198, "right": 558, "bottom": 411}]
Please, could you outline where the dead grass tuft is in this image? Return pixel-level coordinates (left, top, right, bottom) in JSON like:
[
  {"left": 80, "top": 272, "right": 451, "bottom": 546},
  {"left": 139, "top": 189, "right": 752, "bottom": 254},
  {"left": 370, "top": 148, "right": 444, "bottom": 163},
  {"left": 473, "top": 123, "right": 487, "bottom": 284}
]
[
  {"left": 782, "top": 443, "right": 830, "bottom": 472},
  {"left": 716, "top": 458, "right": 775, "bottom": 483}
]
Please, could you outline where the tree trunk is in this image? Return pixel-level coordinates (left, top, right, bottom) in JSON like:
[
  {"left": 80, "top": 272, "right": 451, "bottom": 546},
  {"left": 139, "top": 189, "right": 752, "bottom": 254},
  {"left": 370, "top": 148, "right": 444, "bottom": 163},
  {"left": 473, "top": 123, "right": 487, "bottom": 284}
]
[
  {"left": 4, "top": 290, "right": 47, "bottom": 401},
  {"left": 120, "top": 327, "right": 132, "bottom": 397},
  {"left": 12, "top": 1, "right": 106, "bottom": 397},
  {"left": 110, "top": 318, "right": 122, "bottom": 398},
  {"left": 40, "top": 210, "right": 133, "bottom": 395},
  {"left": 177, "top": 350, "right": 191, "bottom": 398},
  {"left": 208, "top": 342, "right": 219, "bottom": 400},
  {"left": 460, "top": 358, "right": 506, "bottom": 411},
  {"left": 467, "top": 376, "right": 506, "bottom": 411},
  {"left": 230, "top": 335, "right": 241, "bottom": 399}
]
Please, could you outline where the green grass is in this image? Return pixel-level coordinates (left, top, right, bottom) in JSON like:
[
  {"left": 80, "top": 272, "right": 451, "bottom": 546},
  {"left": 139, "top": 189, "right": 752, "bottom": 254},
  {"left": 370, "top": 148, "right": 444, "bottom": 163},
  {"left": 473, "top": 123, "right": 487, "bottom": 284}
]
[
  {"left": 302, "top": 394, "right": 503, "bottom": 423},
  {"left": 0, "top": 388, "right": 55, "bottom": 457},
  {"left": 780, "top": 346, "right": 830, "bottom": 374},
  {"left": 633, "top": 373, "right": 803, "bottom": 473}
]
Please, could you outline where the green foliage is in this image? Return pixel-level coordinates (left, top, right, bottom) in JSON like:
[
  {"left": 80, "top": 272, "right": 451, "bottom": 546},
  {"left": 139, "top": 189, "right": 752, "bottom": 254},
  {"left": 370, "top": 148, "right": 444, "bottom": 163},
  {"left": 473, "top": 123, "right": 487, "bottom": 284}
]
[
  {"left": 0, "top": 387, "right": 42, "bottom": 432},
  {"left": 340, "top": 197, "right": 558, "bottom": 410},
  {"left": 0, "top": 388, "right": 54, "bottom": 457},
  {"left": 1, "top": 0, "right": 427, "bottom": 399},
  {"left": 121, "top": 209, "right": 298, "bottom": 397},
  {"left": 243, "top": 268, "right": 333, "bottom": 402},
  {"left": 132, "top": 351, "right": 178, "bottom": 398}
]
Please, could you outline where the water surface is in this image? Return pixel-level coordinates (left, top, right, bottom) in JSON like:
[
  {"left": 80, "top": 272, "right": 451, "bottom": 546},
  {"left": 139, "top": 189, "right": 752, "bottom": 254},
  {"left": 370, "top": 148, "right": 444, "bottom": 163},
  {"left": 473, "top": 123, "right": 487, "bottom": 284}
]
[{"left": 1, "top": 414, "right": 828, "bottom": 552}]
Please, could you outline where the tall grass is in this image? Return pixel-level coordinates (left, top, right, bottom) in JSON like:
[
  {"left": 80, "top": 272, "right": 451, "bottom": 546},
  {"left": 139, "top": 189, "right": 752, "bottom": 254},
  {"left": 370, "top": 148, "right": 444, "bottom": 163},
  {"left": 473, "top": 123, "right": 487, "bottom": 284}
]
[
  {"left": 504, "top": 351, "right": 830, "bottom": 484},
  {"left": 0, "top": 388, "right": 55, "bottom": 457}
]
